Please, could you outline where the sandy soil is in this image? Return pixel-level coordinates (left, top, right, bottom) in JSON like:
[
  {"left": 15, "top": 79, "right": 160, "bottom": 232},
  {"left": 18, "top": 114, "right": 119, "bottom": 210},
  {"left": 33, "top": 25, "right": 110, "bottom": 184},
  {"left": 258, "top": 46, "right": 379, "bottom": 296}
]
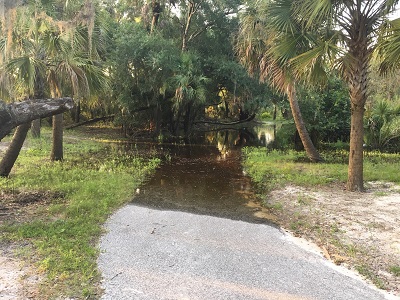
[
  {"left": 0, "top": 191, "right": 58, "bottom": 299},
  {"left": 268, "top": 182, "right": 400, "bottom": 297}
]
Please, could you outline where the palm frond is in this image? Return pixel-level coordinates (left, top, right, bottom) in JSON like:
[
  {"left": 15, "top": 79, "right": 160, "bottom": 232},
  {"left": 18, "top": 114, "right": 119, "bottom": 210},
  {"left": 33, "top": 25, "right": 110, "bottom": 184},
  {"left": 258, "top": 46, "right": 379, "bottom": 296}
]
[
  {"left": 293, "top": 0, "right": 333, "bottom": 29},
  {"left": 376, "top": 17, "right": 400, "bottom": 74},
  {"left": 267, "top": 0, "right": 299, "bottom": 34}
]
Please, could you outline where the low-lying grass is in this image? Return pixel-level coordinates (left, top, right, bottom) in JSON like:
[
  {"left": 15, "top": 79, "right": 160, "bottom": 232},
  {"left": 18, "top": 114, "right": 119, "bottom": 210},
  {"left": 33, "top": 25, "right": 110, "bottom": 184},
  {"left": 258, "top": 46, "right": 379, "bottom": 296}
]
[
  {"left": 242, "top": 147, "right": 400, "bottom": 192},
  {"left": 0, "top": 127, "right": 160, "bottom": 299}
]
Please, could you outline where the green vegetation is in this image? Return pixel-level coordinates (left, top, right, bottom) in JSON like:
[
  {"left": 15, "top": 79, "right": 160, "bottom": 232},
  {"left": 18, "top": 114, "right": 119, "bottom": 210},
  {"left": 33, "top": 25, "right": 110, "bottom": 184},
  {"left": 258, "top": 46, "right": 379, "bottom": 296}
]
[
  {"left": 390, "top": 266, "right": 400, "bottom": 277},
  {"left": 0, "top": 128, "right": 160, "bottom": 299},
  {"left": 242, "top": 147, "right": 400, "bottom": 192},
  {"left": 356, "top": 265, "right": 386, "bottom": 290}
]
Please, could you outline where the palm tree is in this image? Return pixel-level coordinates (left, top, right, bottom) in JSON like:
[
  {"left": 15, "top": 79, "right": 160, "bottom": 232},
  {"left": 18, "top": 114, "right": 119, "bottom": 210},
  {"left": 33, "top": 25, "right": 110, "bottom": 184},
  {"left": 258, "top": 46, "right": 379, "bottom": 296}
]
[
  {"left": 287, "top": 0, "right": 400, "bottom": 191},
  {"left": 236, "top": 0, "right": 322, "bottom": 162},
  {"left": 172, "top": 52, "right": 208, "bottom": 135},
  {"left": 364, "top": 99, "right": 400, "bottom": 150},
  {"left": 0, "top": 0, "right": 108, "bottom": 162}
]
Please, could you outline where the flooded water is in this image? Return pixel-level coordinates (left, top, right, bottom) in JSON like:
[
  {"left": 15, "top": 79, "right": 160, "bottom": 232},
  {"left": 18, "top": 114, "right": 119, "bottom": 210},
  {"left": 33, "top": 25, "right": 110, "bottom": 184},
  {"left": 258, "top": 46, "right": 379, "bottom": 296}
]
[{"left": 129, "top": 128, "right": 278, "bottom": 224}]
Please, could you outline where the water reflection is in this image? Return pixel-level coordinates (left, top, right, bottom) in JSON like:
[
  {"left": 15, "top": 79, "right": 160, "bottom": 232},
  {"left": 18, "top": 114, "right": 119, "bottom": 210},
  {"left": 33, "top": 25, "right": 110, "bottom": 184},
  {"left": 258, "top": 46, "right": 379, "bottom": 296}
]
[{"left": 128, "top": 128, "right": 278, "bottom": 224}]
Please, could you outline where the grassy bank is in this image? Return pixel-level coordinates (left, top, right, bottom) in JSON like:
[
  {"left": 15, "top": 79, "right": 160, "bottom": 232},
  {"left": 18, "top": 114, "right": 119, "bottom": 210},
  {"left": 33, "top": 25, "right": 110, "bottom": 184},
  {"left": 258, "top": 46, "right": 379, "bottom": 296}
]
[
  {"left": 242, "top": 147, "right": 400, "bottom": 192},
  {"left": 0, "top": 127, "right": 160, "bottom": 299},
  {"left": 242, "top": 147, "right": 400, "bottom": 292}
]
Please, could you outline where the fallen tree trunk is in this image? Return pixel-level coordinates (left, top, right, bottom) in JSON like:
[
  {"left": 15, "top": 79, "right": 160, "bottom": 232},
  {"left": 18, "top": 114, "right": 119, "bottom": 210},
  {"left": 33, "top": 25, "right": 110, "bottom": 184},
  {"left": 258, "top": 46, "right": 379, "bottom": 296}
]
[
  {"left": 193, "top": 113, "right": 256, "bottom": 126},
  {"left": 65, "top": 115, "right": 115, "bottom": 130},
  {"left": 0, "top": 98, "right": 73, "bottom": 140}
]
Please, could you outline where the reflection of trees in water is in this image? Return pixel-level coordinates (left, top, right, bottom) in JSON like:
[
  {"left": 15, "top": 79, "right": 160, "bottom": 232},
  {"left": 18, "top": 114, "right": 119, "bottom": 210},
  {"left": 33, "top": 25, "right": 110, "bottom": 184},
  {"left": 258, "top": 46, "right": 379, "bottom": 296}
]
[
  {"left": 204, "top": 128, "right": 260, "bottom": 160},
  {"left": 255, "top": 125, "right": 276, "bottom": 147}
]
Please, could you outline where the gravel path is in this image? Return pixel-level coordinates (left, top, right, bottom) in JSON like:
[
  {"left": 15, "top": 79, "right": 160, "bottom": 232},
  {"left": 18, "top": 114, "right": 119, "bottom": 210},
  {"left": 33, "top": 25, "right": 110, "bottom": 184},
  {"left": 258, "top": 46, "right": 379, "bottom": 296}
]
[{"left": 98, "top": 205, "right": 395, "bottom": 300}]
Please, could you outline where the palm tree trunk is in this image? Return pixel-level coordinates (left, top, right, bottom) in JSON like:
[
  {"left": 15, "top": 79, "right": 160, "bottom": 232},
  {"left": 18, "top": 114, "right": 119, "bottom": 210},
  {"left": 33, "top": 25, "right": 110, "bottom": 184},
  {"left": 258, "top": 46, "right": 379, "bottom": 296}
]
[
  {"left": 286, "top": 84, "right": 322, "bottom": 162},
  {"left": 31, "top": 119, "right": 41, "bottom": 138},
  {"left": 347, "top": 102, "right": 364, "bottom": 191},
  {"left": 75, "top": 98, "right": 81, "bottom": 123},
  {"left": 50, "top": 113, "right": 64, "bottom": 161},
  {"left": 0, "top": 122, "right": 31, "bottom": 177},
  {"left": 345, "top": 26, "right": 370, "bottom": 191}
]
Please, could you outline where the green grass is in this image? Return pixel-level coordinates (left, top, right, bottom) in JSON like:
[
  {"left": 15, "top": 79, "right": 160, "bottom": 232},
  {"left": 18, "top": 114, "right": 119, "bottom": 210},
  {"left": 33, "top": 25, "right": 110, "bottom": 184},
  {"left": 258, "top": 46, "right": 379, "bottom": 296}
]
[
  {"left": 242, "top": 147, "right": 400, "bottom": 192},
  {"left": 0, "top": 128, "right": 160, "bottom": 299},
  {"left": 389, "top": 266, "right": 400, "bottom": 277},
  {"left": 356, "top": 265, "right": 386, "bottom": 289}
]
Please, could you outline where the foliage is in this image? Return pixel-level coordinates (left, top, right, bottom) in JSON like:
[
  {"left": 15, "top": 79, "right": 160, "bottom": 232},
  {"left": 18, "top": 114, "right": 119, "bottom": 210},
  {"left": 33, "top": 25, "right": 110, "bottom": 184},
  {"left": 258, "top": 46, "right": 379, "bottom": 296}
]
[
  {"left": 239, "top": 0, "right": 400, "bottom": 190},
  {"left": 236, "top": 0, "right": 324, "bottom": 163},
  {"left": 107, "top": 0, "right": 271, "bottom": 135},
  {"left": 0, "top": 0, "right": 111, "bottom": 118},
  {"left": 390, "top": 265, "right": 400, "bottom": 277},
  {"left": 298, "top": 76, "right": 351, "bottom": 144},
  {"left": 364, "top": 99, "right": 400, "bottom": 151},
  {"left": 0, "top": 128, "right": 160, "bottom": 298}
]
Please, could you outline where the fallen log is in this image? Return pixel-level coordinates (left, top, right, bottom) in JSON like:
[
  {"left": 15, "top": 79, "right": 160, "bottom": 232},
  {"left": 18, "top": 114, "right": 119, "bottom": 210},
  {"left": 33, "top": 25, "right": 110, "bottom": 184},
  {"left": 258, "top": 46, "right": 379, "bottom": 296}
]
[
  {"left": 193, "top": 113, "right": 256, "bottom": 126},
  {"left": 65, "top": 115, "right": 115, "bottom": 130},
  {"left": 0, "top": 98, "right": 74, "bottom": 140}
]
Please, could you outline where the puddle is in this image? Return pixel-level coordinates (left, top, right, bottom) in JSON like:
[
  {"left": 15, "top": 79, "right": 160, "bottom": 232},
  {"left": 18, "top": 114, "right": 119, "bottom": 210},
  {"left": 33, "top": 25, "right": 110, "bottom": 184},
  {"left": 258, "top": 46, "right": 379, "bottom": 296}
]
[{"left": 129, "top": 129, "right": 277, "bottom": 223}]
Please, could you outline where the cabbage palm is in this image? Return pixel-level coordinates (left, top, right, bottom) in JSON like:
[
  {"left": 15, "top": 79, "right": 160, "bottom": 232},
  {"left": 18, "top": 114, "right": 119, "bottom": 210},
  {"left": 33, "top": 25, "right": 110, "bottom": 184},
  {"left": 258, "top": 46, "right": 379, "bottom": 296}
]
[
  {"left": 236, "top": 0, "right": 323, "bottom": 162},
  {"left": 0, "top": 1, "right": 108, "bottom": 162},
  {"left": 288, "top": 0, "right": 400, "bottom": 191},
  {"left": 172, "top": 52, "right": 208, "bottom": 135},
  {"left": 365, "top": 99, "right": 400, "bottom": 150}
]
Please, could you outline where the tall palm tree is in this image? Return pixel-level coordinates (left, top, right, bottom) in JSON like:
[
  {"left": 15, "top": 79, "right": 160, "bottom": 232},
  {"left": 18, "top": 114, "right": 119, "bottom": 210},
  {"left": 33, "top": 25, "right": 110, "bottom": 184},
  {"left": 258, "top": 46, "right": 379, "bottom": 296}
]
[
  {"left": 287, "top": 0, "right": 400, "bottom": 191},
  {"left": 236, "top": 0, "right": 323, "bottom": 162},
  {"left": 0, "top": 10, "right": 48, "bottom": 176},
  {"left": 0, "top": 0, "right": 108, "bottom": 162}
]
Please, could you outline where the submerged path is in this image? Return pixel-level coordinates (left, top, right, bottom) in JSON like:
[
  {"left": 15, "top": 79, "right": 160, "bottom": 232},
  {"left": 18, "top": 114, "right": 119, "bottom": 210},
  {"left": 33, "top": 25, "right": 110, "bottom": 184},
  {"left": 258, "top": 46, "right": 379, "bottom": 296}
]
[{"left": 98, "top": 139, "right": 393, "bottom": 299}]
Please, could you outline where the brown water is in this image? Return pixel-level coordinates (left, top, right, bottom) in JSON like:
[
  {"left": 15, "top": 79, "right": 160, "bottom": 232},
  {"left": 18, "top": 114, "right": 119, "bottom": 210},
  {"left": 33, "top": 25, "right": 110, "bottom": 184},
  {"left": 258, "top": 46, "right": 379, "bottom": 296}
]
[{"left": 130, "top": 130, "right": 277, "bottom": 224}]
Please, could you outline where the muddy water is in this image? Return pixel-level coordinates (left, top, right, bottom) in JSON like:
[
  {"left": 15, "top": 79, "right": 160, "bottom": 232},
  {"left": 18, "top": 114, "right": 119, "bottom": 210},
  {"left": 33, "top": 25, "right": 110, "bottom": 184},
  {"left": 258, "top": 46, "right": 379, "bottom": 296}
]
[{"left": 130, "top": 130, "right": 277, "bottom": 224}]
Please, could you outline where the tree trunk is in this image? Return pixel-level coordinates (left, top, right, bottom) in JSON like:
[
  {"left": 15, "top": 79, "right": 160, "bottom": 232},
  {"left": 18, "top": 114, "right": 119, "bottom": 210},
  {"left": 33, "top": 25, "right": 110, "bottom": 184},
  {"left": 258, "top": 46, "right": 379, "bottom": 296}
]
[
  {"left": 345, "top": 21, "right": 370, "bottom": 191},
  {"left": 347, "top": 102, "right": 365, "bottom": 191},
  {"left": 182, "top": 2, "right": 195, "bottom": 51},
  {"left": 0, "top": 98, "right": 73, "bottom": 141},
  {"left": 75, "top": 98, "right": 81, "bottom": 123},
  {"left": 224, "top": 100, "right": 229, "bottom": 118},
  {"left": 183, "top": 103, "right": 192, "bottom": 136},
  {"left": 31, "top": 119, "right": 41, "bottom": 138},
  {"left": 346, "top": 58, "right": 368, "bottom": 191},
  {"left": 155, "top": 102, "right": 161, "bottom": 136},
  {"left": 50, "top": 113, "right": 64, "bottom": 161},
  {"left": 150, "top": 1, "right": 161, "bottom": 33},
  {"left": 286, "top": 84, "right": 322, "bottom": 162},
  {"left": 0, "top": 122, "right": 31, "bottom": 177}
]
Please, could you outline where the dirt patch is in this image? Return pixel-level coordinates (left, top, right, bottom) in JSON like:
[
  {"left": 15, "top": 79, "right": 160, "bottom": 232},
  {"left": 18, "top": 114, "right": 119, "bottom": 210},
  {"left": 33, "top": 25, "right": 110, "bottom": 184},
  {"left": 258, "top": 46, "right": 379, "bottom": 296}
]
[
  {"left": 267, "top": 182, "right": 400, "bottom": 296},
  {"left": 0, "top": 190, "right": 65, "bottom": 225},
  {"left": 0, "top": 190, "right": 64, "bottom": 299}
]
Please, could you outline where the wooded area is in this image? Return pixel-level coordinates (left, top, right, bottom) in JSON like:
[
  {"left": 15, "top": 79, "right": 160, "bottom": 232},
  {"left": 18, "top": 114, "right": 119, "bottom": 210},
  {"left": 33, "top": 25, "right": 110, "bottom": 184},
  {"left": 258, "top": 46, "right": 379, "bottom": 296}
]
[{"left": 1, "top": 0, "right": 400, "bottom": 189}]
